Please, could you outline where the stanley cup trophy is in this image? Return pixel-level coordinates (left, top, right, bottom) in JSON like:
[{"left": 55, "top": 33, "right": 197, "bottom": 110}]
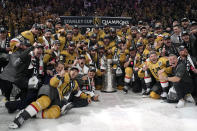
[{"left": 101, "top": 59, "right": 117, "bottom": 93}]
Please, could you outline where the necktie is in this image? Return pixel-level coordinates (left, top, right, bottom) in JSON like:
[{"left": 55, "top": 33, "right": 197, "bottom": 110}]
[{"left": 178, "top": 36, "right": 182, "bottom": 43}]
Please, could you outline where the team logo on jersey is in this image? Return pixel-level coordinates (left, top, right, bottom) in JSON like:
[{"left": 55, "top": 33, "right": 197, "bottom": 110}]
[{"left": 158, "top": 61, "right": 162, "bottom": 67}]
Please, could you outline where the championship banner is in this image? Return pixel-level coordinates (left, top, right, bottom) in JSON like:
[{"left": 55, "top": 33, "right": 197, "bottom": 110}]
[{"left": 60, "top": 16, "right": 132, "bottom": 28}]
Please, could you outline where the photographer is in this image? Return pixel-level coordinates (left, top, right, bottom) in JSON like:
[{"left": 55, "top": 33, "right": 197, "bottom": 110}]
[
  {"left": 177, "top": 46, "right": 197, "bottom": 96},
  {"left": 0, "top": 40, "right": 44, "bottom": 113},
  {"left": 159, "top": 54, "right": 195, "bottom": 108}
]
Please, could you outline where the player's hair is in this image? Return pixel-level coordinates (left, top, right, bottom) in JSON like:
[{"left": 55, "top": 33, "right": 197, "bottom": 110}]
[{"left": 169, "top": 54, "right": 177, "bottom": 58}]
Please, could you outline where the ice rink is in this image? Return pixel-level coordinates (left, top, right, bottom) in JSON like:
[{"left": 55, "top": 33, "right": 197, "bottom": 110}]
[{"left": 1, "top": 90, "right": 197, "bottom": 131}]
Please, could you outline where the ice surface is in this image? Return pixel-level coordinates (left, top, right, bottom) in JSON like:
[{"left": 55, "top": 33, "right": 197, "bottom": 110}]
[{"left": 0, "top": 91, "right": 197, "bottom": 131}]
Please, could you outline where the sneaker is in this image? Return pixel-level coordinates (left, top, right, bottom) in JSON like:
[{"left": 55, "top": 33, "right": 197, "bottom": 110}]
[
  {"left": 61, "top": 102, "right": 73, "bottom": 115},
  {"left": 123, "top": 86, "right": 128, "bottom": 94},
  {"left": 176, "top": 99, "right": 185, "bottom": 108},
  {"left": 161, "top": 92, "right": 167, "bottom": 100},
  {"left": 185, "top": 94, "right": 195, "bottom": 104}
]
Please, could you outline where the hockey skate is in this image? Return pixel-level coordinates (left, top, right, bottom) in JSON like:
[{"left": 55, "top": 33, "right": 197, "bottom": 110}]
[
  {"left": 8, "top": 110, "right": 25, "bottom": 129},
  {"left": 160, "top": 92, "right": 167, "bottom": 100},
  {"left": 142, "top": 88, "right": 151, "bottom": 98},
  {"left": 123, "top": 86, "right": 129, "bottom": 94},
  {"left": 0, "top": 97, "right": 7, "bottom": 113},
  {"left": 184, "top": 94, "right": 195, "bottom": 104},
  {"left": 176, "top": 99, "right": 185, "bottom": 108},
  {"left": 61, "top": 102, "right": 73, "bottom": 115},
  {"left": 8, "top": 109, "right": 31, "bottom": 129}
]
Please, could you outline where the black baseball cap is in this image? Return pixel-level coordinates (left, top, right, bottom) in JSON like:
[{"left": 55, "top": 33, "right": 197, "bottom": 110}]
[
  {"left": 70, "top": 66, "right": 79, "bottom": 72},
  {"left": 140, "top": 26, "right": 146, "bottom": 31},
  {"left": 181, "top": 18, "right": 189, "bottom": 22},
  {"left": 35, "top": 43, "right": 44, "bottom": 49},
  {"left": 89, "top": 46, "right": 97, "bottom": 51},
  {"left": 73, "top": 25, "right": 79, "bottom": 29},
  {"left": 116, "top": 39, "right": 123, "bottom": 44},
  {"left": 177, "top": 45, "right": 186, "bottom": 52},
  {"left": 163, "top": 35, "right": 171, "bottom": 40},
  {"left": 32, "top": 23, "right": 42, "bottom": 30},
  {"left": 136, "top": 42, "right": 143, "bottom": 48},
  {"left": 104, "top": 34, "right": 110, "bottom": 39},
  {"left": 69, "top": 41, "right": 75, "bottom": 47},
  {"left": 155, "top": 24, "right": 162, "bottom": 29},
  {"left": 53, "top": 40, "right": 61, "bottom": 45},
  {"left": 129, "top": 46, "right": 136, "bottom": 51},
  {"left": 44, "top": 28, "right": 52, "bottom": 33},
  {"left": 78, "top": 55, "right": 86, "bottom": 59},
  {"left": 47, "top": 19, "right": 53, "bottom": 23},
  {"left": 0, "top": 26, "right": 6, "bottom": 33},
  {"left": 88, "top": 67, "right": 96, "bottom": 72},
  {"left": 146, "top": 33, "right": 155, "bottom": 39},
  {"left": 91, "top": 33, "right": 97, "bottom": 38},
  {"left": 190, "top": 21, "right": 197, "bottom": 26},
  {"left": 182, "top": 31, "right": 189, "bottom": 36},
  {"left": 138, "top": 21, "right": 143, "bottom": 25},
  {"left": 131, "top": 26, "right": 137, "bottom": 30}
]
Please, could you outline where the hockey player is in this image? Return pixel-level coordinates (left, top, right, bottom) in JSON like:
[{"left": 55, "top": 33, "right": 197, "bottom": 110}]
[
  {"left": 99, "top": 34, "right": 115, "bottom": 59},
  {"left": 72, "top": 25, "right": 85, "bottom": 43},
  {"left": 99, "top": 25, "right": 110, "bottom": 40},
  {"left": 86, "top": 25, "right": 101, "bottom": 41},
  {"left": 43, "top": 40, "right": 61, "bottom": 65},
  {"left": 123, "top": 46, "right": 142, "bottom": 93},
  {"left": 73, "top": 55, "right": 89, "bottom": 75},
  {"left": 60, "top": 41, "right": 78, "bottom": 70},
  {"left": 76, "top": 40, "right": 91, "bottom": 65},
  {"left": 88, "top": 33, "right": 98, "bottom": 48},
  {"left": 43, "top": 40, "right": 61, "bottom": 84},
  {"left": 77, "top": 67, "right": 99, "bottom": 101},
  {"left": 138, "top": 26, "right": 149, "bottom": 46},
  {"left": 21, "top": 23, "right": 41, "bottom": 45},
  {"left": 117, "top": 25, "right": 130, "bottom": 38},
  {"left": 88, "top": 46, "right": 98, "bottom": 67},
  {"left": 5, "top": 43, "right": 44, "bottom": 113},
  {"left": 135, "top": 42, "right": 146, "bottom": 65},
  {"left": 94, "top": 45, "right": 107, "bottom": 90},
  {"left": 8, "top": 66, "right": 91, "bottom": 129},
  {"left": 10, "top": 24, "right": 41, "bottom": 52},
  {"left": 111, "top": 39, "right": 127, "bottom": 90},
  {"left": 138, "top": 51, "right": 172, "bottom": 99},
  {"left": 60, "top": 30, "right": 73, "bottom": 51},
  {"left": 160, "top": 35, "right": 179, "bottom": 57},
  {"left": 38, "top": 29, "right": 54, "bottom": 50},
  {"left": 53, "top": 28, "right": 67, "bottom": 51},
  {"left": 126, "top": 26, "right": 138, "bottom": 49}
]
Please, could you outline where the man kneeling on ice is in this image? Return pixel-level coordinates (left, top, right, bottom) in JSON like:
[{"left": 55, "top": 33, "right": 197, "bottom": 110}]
[
  {"left": 159, "top": 54, "right": 195, "bottom": 108},
  {"left": 8, "top": 66, "right": 91, "bottom": 129}
]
